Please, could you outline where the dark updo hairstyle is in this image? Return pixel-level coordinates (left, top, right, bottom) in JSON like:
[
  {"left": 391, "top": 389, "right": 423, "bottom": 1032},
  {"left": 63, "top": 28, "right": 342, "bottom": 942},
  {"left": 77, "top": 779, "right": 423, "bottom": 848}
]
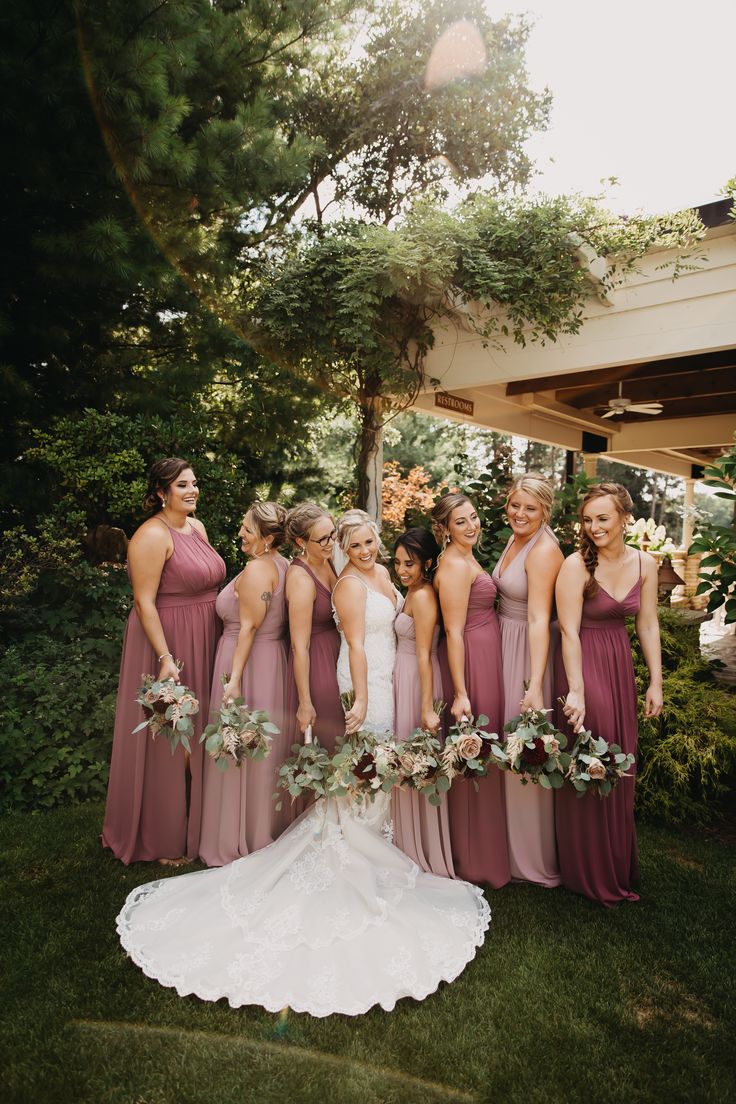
[
  {"left": 393, "top": 527, "right": 441, "bottom": 580},
  {"left": 142, "top": 457, "right": 193, "bottom": 514},
  {"left": 579, "top": 482, "right": 634, "bottom": 597}
]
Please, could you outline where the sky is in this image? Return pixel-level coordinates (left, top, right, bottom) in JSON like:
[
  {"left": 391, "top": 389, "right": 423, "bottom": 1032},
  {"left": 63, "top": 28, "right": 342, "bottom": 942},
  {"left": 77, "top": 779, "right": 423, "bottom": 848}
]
[{"left": 494, "top": 0, "right": 735, "bottom": 215}]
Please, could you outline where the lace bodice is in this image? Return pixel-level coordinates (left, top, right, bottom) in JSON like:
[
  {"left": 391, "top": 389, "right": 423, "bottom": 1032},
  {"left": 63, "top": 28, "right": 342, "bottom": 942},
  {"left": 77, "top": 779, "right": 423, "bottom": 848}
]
[{"left": 332, "top": 576, "right": 402, "bottom": 735}]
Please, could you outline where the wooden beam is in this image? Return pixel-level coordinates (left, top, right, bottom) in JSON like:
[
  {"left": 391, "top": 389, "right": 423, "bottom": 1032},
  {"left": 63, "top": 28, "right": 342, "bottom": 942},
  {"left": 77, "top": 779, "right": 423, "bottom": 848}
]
[
  {"left": 506, "top": 347, "right": 736, "bottom": 396},
  {"left": 560, "top": 366, "right": 736, "bottom": 408}
]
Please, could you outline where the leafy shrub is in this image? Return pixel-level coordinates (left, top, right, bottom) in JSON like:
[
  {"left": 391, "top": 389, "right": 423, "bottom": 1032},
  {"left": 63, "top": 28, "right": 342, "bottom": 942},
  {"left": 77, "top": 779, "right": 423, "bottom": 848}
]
[
  {"left": 0, "top": 565, "right": 130, "bottom": 813},
  {"left": 631, "top": 608, "right": 736, "bottom": 824}
]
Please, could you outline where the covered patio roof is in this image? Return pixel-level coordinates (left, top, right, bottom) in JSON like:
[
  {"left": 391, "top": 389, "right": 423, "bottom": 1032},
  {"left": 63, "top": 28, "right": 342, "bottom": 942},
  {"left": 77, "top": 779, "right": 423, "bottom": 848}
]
[{"left": 413, "top": 199, "right": 736, "bottom": 480}]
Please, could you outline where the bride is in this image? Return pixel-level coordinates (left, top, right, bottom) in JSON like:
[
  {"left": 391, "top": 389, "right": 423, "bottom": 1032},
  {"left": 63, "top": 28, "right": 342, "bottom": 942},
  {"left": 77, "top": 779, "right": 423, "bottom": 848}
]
[{"left": 116, "top": 510, "right": 490, "bottom": 1018}]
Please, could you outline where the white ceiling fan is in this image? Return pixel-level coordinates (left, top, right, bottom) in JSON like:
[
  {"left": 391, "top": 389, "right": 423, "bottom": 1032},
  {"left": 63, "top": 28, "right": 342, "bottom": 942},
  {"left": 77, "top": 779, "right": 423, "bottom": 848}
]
[{"left": 598, "top": 380, "right": 664, "bottom": 418}]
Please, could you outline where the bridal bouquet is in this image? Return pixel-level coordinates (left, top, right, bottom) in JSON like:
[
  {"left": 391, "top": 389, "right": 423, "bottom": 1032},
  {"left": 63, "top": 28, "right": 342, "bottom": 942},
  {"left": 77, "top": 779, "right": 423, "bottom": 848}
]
[
  {"left": 201, "top": 679, "right": 278, "bottom": 771},
  {"left": 441, "top": 714, "right": 501, "bottom": 789},
  {"left": 328, "top": 731, "right": 402, "bottom": 804},
  {"left": 496, "top": 708, "right": 570, "bottom": 788},
  {"left": 274, "top": 740, "right": 333, "bottom": 811},
  {"left": 566, "top": 727, "right": 635, "bottom": 797},
  {"left": 133, "top": 672, "right": 199, "bottom": 753}
]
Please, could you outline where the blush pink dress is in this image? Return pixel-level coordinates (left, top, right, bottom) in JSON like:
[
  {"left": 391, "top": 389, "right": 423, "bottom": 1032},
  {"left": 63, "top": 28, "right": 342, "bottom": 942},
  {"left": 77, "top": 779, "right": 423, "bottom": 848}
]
[
  {"left": 392, "top": 613, "right": 455, "bottom": 878},
  {"left": 493, "top": 525, "right": 561, "bottom": 887},
  {"left": 198, "top": 555, "right": 293, "bottom": 867},
  {"left": 554, "top": 565, "right": 642, "bottom": 906},
  {"left": 102, "top": 524, "right": 226, "bottom": 864},
  {"left": 438, "top": 572, "right": 511, "bottom": 889}
]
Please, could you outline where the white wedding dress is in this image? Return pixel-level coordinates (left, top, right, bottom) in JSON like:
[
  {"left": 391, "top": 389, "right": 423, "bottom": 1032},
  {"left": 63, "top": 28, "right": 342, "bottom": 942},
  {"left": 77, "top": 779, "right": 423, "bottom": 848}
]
[{"left": 116, "top": 578, "right": 490, "bottom": 1017}]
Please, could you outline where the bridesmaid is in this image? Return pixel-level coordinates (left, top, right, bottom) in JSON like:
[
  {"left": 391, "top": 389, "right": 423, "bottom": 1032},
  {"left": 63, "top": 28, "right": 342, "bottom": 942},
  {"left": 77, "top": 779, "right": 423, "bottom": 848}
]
[
  {"left": 555, "top": 482, "right": 662, "bottom": 906},
  {"left": 432, "top": 493, "right": 511, "bottom": 889},
  {"left": 392, "top": 528, "right": 455, "bottom": 878},
  {"left": 198, "top": 501, "right": 292, "bottom": 867},
  {"left": 493, "top": 474, "right": 563, "bottom": 887},
  {"left": 102, "top": 458, "right": 226, "bottom": 865},
  {"left": 284, "top": 503, "right": 343, "bottom": 754}
]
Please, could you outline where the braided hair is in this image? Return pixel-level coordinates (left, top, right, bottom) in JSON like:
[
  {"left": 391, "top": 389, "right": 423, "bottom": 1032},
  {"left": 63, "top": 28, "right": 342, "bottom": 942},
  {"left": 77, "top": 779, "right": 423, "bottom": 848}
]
[{"left": 578, "top": 482, "right": 634, "bottom": 597}]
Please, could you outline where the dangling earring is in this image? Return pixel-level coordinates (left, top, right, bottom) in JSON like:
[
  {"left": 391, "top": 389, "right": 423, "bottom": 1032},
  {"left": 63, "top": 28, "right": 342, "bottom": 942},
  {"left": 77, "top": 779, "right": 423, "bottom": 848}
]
[
  {"left": 162, "top": 495, "right": 168, "bottom": 509},
  {"left": 299, "top": 542, "right": 307, "bottom": 557},
  {"left": 442, "top": 532, "right": 450, "bottom": 549}
]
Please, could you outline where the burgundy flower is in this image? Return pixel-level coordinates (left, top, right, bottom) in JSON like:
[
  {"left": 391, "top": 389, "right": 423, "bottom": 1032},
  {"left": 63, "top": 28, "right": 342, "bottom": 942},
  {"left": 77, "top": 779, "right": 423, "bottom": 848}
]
[
  {"left": 353, "top": 752, "right": 377, "bottom": 781},
  {"left": 521, "top": 738, "right": 548, "bottom": 766},
  {"left": 152, "top": 699, "right": 168, "bottom": 715}
]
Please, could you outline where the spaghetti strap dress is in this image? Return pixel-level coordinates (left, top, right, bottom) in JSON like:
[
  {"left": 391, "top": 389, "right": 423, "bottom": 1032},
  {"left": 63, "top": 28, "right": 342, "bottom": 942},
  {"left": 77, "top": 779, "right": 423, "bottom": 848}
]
[
  {"left": 554, "top": 561, "right": 642, "bottom": 906},
  {"left": 284, "top": 559, "right": 344, "bottom": 755},
  {"left": 392, "top": 614, "right": 455, "bottom": 878},
  {"left": 438, "top": 572, "right": 511, "bottom": 888},
  {"left": 102, "top": 525, "right": 225, "bottom": 864},
  {"left": 198, "top": 555, "right": 293, "bottom": 866},
  {"left": 493, "top": 525, "right": 561, "bottom": 887}
]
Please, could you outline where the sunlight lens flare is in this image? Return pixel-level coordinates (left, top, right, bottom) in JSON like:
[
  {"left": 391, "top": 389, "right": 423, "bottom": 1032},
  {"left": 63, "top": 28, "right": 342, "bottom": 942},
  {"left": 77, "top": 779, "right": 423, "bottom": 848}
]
[{"left": 424, "top": 20, "right": 488, "bottom": 91}]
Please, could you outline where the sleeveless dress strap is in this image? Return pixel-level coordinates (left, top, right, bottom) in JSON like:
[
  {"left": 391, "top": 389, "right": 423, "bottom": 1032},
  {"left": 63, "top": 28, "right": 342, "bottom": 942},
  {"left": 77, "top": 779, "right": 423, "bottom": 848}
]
[
  {"left": 638, "top": 549, "right": 642, "bottom": 583},
  {"left": 332, "top": 573, "right": 370, "bottom": 596},
  {"left": 292, "top": 557, "right": 335, "bottom": 590}
]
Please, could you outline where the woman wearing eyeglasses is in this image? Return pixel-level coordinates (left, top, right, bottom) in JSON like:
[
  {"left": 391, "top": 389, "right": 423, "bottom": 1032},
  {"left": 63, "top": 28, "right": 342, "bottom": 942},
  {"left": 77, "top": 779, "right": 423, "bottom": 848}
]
[{"left": 284, "top": 503, "right": 344, "bottom": 754}]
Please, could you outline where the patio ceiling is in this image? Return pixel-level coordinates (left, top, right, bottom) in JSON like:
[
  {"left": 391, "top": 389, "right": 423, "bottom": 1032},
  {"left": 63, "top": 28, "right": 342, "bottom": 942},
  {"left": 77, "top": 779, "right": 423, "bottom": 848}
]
[{"left": 413, "top": 199, "right": 736, "bottom": 480}]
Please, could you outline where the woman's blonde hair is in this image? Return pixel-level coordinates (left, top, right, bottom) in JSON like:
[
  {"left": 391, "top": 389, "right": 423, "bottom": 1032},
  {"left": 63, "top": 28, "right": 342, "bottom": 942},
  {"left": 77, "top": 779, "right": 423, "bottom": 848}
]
[
  {"left": 336, "top": 509, "right": 387, "bottom": 560},
  {"left": 578, "top": 482, "right": 634, "bottom": 597},
  {"left": 505, "top": 473, "right": 555, "bottom": 526},
  {"left": 430, "top": 493, "right": 474, "bottom": 547},
  {"left": 285, "top": 502, "right": 333, "bottom": 549},
  {"left": 246, "top": 500, "right": 287, "bottom": 549}
]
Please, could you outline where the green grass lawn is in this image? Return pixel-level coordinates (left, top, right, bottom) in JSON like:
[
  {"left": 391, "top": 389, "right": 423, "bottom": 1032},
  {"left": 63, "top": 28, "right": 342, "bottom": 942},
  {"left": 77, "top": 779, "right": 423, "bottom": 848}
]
[{"left": 1, "top": 801, "right": 734, "bottom": 1104}]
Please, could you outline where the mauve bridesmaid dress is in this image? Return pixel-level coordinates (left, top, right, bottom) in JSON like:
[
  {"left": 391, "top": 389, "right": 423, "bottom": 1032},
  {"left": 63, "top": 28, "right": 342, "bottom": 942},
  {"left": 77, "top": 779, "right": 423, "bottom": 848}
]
[
  {"left": 102, "top": 525, "right": 226, "bottom": 864},
  {"left": 392, "top": 614, "right": 455, "bottom": 878},
  {"left": 439, "top": 572, "right": 511, "bottom": 888},
  {"left": 284, "top": 559, "right": 344, "bottom": 754},
  {"left": 493, "top": 525, "right": 561, "bottom": 887},
  {"left": 554, "top": 570, "right": 642, "bottom": 906},
  {"left": 198, "top": 555, "right": 293, "bottom": 867}
]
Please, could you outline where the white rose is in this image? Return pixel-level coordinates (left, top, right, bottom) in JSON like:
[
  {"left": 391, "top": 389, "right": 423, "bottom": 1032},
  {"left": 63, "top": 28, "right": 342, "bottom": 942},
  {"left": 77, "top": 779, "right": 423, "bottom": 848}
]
[{"left": 587, "top": 758, "right": 606, "bottom": 780}]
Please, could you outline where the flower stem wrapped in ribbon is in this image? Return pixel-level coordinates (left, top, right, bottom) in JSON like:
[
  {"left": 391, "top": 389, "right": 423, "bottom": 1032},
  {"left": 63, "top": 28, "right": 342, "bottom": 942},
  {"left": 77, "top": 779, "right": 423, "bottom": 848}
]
[
  {"left": 200, "top": 675, "right": 278, "bottom": 771},
  {"left": 274, "top": 739, "right": 333, "bottom": 811},
  {"left": 497, "top": 707, "right": 570, "bottom": 788},
  {"left": 133, "top": 667, "right": 199, "bottom": 754}
]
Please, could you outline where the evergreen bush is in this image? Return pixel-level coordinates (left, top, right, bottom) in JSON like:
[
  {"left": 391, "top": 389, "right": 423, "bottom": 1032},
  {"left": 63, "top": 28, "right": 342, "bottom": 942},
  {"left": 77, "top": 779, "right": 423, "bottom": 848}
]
[{"left": 631, "top": 608, "right": 736, "bottom": 824}]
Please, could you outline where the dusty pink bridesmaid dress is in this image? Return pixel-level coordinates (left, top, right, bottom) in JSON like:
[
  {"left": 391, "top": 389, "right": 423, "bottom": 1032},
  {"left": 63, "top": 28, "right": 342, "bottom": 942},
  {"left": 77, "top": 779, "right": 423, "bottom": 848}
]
[
  {"left": 198, "top": 555, "right": 293, "bottom": 867},
  {"left": 102, "top": 526, "right": 226, "bottom": 864},
  {"left": 392, "top": 615, "right": 455, "bottom": 878},
  {"left": 284, "top": 559, "right": 344, "bottom": 754},
  {"left": 554, "top": 571, "right": 641, "bottom": 906},
  {"left": 493, "top": 525, "right": 561, "bottom": 887},
  {"left": 439, "top": 573, "right": 511, "bottom": 888}
]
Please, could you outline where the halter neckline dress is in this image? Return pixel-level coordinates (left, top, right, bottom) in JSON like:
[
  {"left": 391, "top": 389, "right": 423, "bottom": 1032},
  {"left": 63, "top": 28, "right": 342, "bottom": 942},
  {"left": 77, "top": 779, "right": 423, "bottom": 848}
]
[{"left": 102, "top": 524, "right": 225, "bottom": 863}]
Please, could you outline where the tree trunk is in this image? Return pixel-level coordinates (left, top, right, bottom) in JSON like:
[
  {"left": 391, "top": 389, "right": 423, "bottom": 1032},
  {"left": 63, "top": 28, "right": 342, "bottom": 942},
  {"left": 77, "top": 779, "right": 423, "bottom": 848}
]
[{"left": 356, "top": 394, "right": 384, "bottom": 523}]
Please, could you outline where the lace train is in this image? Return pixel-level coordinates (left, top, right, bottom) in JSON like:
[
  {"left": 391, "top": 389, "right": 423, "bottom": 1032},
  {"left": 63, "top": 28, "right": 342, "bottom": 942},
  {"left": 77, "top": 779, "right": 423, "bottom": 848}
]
[{"left": 117, "top": 796, "right": 491, "bottom": 1017}]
